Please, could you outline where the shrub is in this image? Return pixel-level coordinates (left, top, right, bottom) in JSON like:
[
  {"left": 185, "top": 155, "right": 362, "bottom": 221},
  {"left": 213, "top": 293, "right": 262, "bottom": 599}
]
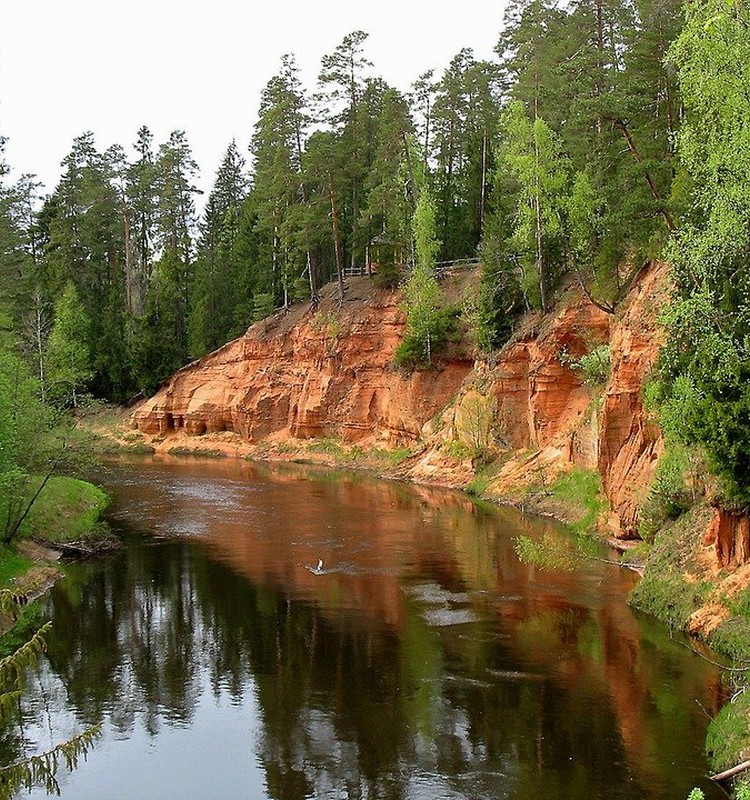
[
  {"left": 560, "top": 345, "right": 611, "bottom": 387},
  {"left": 638, "top": 444, "right": 694, "bottom": 542}
]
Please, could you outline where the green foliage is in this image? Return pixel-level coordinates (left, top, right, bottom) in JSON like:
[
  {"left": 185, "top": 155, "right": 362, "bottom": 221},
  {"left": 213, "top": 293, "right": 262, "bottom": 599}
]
[
  {"left": 515, "top": 533, "right": 581, "bottom": 572},
  {"left": 630, "top": 569, "right": 712, "bottom": 632},
  {"left": 372, "top": 260, "right": 401, "bottom": 291},
  {"left": 461, "top": 266, "right": 518, "bottom": 354},
  {"left": 653, "top": 0, "right": 750, "bottom": 506},
  {"left": 0, "top": 598, "right": 101, "bottom": 797},
  {"left": 0, "top": 546, "right": 33, "bottom": 588},
  {"left": 560, "top": 344, "right": 611, "bottom": 387},
  {"left": 709, "top": 614, "right": 750, "bottom": 663},
  {"left": 638, "top": 443, "right": 694, "bottom": 542},
  {"left": 548, "top": 468, "right": 607, "bottom": 535},
  {"left": 412, "top": 191, "right": 440, "bottom": 273},
  {"left": 167, "top": 446, "right": 227, "bottom": 459},
  {"left": 685, "top": 790, "right": 704, "bottom": 800},
  {"left": 46, "top": 281, "right": 92, "bottom": 407},
  {"left": 252, "top": 292, "right": 275, "bottom": 322},
  {"left": 455, "top": 392, "right": 496, "bottom": 462},
  {"left": 17, "top": 476, "right": 108, "bottom": 543},
  {"left": 464, "top": 473, "right": 491, "bottom": 498},
  {"left": 396, "top": 192, "right": 458, "bottom": 370},
  {"left": 501, "top": 101, "right": 568, "bottom": 312},
  {"left": 705, "top": 688, "right": 750, "bottom": 774},
  {"left": 0, "top": 328, "right": 58, "bottom": 544},
  {"left": 628, "top": 507, "right": 714, "bottom": 630},
  {"left": 395, "top": 301, "right": 458, "bottom": 371}
]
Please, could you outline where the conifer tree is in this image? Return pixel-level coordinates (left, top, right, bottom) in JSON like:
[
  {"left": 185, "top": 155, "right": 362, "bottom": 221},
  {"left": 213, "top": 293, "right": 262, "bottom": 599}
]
[
  {"left": 252, "top": 55, "right": 311, "bottom": 307},
  {"left": 189, "top": 141, "right": 249, "bottom": 355}
]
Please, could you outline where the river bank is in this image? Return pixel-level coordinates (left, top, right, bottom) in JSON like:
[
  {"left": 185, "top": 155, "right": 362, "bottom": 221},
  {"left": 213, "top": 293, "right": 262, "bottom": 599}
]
[
  {"left": 80, "top": 260, "right": 750, "bottom": 793},
  {"left": 0, "top": 475, "right": 112, "bottom": 603}
]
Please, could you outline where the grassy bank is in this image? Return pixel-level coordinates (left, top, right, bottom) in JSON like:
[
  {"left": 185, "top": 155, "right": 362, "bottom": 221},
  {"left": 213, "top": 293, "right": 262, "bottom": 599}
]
[
  {"left": 629, "top": 504, "right": 750, "bottom": 789},
  {"left": 0, "top": 475, "right": 110, "bottom": 588},
  {"left": 19, "top": 476, "right": 109, "bottom": 544}
]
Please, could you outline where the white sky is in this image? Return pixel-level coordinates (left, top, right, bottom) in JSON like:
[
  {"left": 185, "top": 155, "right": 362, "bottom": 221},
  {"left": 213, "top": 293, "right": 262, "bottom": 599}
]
[{"left": 1, "top": 0, "right": 504, "bottom": 198}]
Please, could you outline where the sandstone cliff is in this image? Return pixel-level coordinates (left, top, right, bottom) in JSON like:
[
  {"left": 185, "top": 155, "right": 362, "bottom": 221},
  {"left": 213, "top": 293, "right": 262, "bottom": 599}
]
[
  {"left": 131, "top": 275, "right": 473, "bottom": 449},
  {"left": 131, "top": 264, "right": 668, "bottom": 539},
  {"left": 399, "top": 262, "right": 668, "bottom": 539}
]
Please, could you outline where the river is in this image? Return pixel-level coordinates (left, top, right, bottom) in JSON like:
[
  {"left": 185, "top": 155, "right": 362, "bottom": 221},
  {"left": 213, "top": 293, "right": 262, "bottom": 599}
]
[{"left": 11, "top": 456, "right": 727, "bottom": 799}]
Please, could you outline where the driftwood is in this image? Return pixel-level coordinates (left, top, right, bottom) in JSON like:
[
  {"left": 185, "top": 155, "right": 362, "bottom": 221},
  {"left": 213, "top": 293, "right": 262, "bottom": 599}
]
[
  {"left": 710, "top": 759, "right": 750, "bottom": 782},
  {"left": 33, "top": 536, "right": 118, "bottom": 559}
]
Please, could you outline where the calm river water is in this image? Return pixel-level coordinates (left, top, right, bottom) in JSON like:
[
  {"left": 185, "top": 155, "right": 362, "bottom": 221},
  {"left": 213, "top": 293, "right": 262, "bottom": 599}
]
[{"left": 13, "top": 456, "right": 727, "bottom": 799}]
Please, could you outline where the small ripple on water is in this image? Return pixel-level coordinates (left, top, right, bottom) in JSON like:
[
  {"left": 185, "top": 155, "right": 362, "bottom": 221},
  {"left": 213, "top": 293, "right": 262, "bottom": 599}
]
[
  {"left": 485, "top": 668, "right": 546, "bottom": 682},
  {"left": 421, "top": 608, "right": 480, "bottom": 627}
]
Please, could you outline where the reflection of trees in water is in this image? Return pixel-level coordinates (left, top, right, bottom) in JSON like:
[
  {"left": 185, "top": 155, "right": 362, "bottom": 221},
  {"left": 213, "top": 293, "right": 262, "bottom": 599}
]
[
  {"left": 44, "top": 543, "right": 204, "bottom": 736},
  {"left": 29, "top": 518, "right": 723, "bottom": 800}
]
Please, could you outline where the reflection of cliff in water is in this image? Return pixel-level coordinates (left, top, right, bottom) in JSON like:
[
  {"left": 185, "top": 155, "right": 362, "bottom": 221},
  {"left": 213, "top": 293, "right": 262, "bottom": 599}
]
[{"left": 24, "top": 458, "right": 726, "bottom": 799}]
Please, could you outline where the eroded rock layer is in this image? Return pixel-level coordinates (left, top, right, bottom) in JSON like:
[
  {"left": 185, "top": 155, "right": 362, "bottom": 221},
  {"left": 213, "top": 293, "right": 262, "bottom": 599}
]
[
  {"left": 132, "top": 264, "right": 670, "bottom": 539},
  {"left": 132, "top": 278, "right": 473, "bottom": 448}
]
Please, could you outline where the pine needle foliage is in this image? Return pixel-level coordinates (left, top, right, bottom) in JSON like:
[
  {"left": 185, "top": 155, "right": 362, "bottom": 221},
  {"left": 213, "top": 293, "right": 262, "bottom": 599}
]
[{"left": 0, "top": 591, "right": 101, "bottom": 798}]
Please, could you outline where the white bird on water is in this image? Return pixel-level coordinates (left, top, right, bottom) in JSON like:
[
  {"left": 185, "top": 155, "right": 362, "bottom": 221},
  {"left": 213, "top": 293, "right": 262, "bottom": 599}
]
[{"left": 306, "top": 558, "right": 324, "bottom": 575}]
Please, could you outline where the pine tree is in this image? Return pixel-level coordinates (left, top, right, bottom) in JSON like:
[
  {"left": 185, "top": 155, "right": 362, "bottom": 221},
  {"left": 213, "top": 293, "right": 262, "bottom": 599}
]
[
  {"left": 150, "top": 130, "right": 200, "bottom": 367},
  {"left": 252, "top": 55, "right": 311, "bottom": 308},
  {"left": 317, "top": 31, "right": 374, "bottom": 274},
  {"left": 189, "top": 141, "right": 249, "bottom": 355},
  {"left": 41, "top": 133, "right": 131, "bottom": 399},
  {"left": 125, "top": 126, "right": 158, "bottom": 319},
  {"left": 431, "top": 50, "right": 502, "bottom": 261}
]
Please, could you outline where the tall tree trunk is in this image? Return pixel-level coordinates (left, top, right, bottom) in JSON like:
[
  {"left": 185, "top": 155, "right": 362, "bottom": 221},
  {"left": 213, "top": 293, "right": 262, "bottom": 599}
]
[
  {"left": 328, "top": 173, "right": 345, "bottom": 304},
  {"left": 612, "top": 118, "right": 675, "bottom": 231},
  {"left": 533, "top": 130, "right": 548, "bottom": 313}
]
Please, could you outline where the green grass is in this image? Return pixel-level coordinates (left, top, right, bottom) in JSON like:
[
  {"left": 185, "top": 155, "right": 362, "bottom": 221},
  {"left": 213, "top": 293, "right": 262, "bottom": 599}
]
[
  {"left": 628, "top": 505, "right": 714, "bottom": 631},
  {"left": 705, "top": 687, "right": 750, "bottom": 773},
  {"left": 0, "top": 600, "right": 45, "bottom": 658},
  {"left": 465, "top": 473, "right": 491, "bottom": 497},
  {"left": 0, "top": 545, "right": 34, "bottom": 587},
  {"left": 441, "top": 440, "right": 472, "bottom": 461},
  {"left": 547, "top": 467, "right": 608, "bottom": 534},
  {"left": 18, "top": 476, "right": 109, "bottom": 544},
  {"left": 305, "top": 438, "right": 345, "bottom": 456},
  {"left": 167, "top": 446, "right": 227, "bottom": 459}
]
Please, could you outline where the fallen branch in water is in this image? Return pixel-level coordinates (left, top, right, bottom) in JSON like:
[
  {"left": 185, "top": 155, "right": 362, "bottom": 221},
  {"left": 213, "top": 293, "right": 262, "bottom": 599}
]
[
  {"left": 710, "top": 760, "right": 750, "bottom": 782},
  {"left": 33, "top": 536, "right": 118, "bottom": 558}
]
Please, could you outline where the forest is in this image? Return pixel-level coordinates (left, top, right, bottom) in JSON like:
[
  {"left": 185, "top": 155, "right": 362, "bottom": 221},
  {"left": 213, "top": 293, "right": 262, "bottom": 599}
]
[{"left": 1, "top": 0, "right": 749, "bottom": 506}]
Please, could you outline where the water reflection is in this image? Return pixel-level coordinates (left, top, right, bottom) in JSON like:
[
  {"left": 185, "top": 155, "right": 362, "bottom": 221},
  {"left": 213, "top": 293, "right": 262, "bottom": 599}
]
[{"left": 17, "top": 457, "right": 726, "bottom": 799}]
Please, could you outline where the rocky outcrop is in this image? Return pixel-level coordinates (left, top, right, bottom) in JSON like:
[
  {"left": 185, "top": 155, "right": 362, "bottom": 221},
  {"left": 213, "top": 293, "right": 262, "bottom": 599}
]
[
  {"left": 132, "top": 264, "right": 670, "bottom": 539},
  {"left": 402, "top": 264, "right": 668, "bottom": 538},
  {"left": 598, "top": 265, "right": 668, "bottom": 538},
  {"left": 703, "top": 508, "right": 750, "bottom": 569},
  {"left": 132, "top": 277, "right": 473, "bottom": 449}
]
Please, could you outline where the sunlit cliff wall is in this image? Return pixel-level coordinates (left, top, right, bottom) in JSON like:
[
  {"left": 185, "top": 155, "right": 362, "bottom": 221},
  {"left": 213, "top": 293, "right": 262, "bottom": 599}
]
[{"left": 132, "top": 264, "right": 670, "bottom": 540}]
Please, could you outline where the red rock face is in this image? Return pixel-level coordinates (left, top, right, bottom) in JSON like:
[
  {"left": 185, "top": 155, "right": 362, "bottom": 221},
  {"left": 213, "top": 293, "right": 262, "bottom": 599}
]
[
  {"left": 703, "top": 508, "right": 750, "bottom": 568},
  {"left": 598, "top": 265, "right": 668, "bottom": 538},
  {"left": 490, "top": 297, "right": 611, "bottom": 454},
  {"left": 132, "top": 280, "right": 473, "bottom": 448},
  {"left": 132, "top": 266, "right": 672, "bottom": 541}
]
